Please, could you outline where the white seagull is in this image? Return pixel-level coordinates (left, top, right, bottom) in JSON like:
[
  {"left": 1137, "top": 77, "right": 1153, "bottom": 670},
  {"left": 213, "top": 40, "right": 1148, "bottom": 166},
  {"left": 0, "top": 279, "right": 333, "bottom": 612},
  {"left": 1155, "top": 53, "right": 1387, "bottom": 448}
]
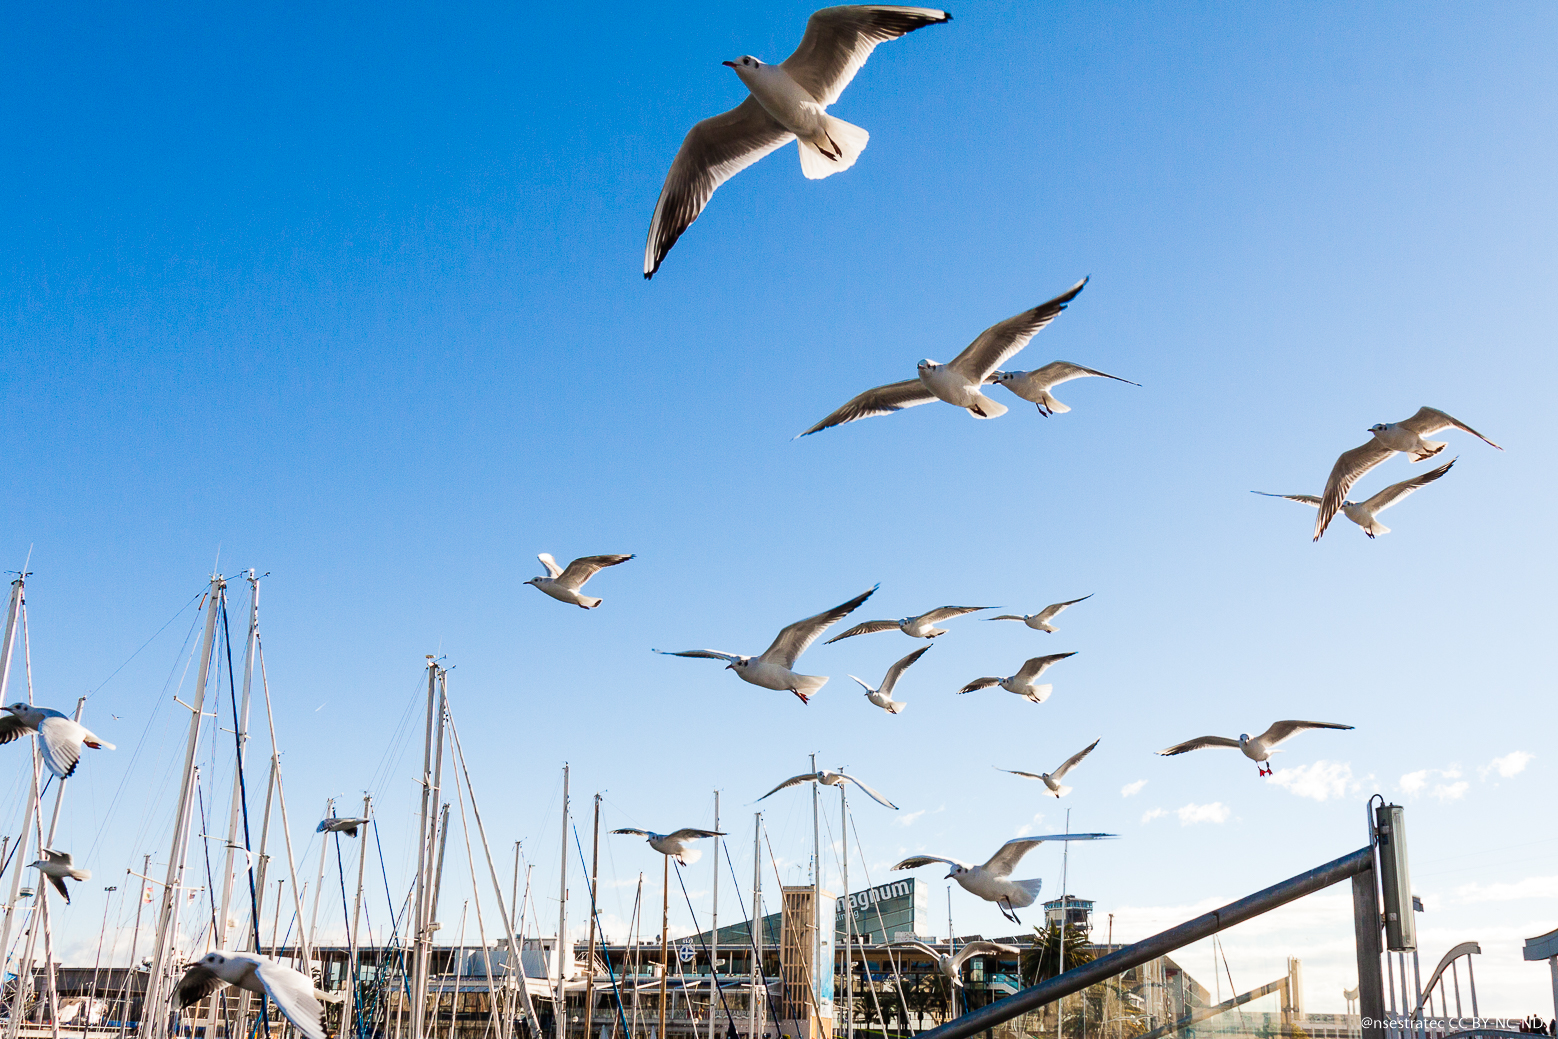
[
  {"left": 644, "top": 5, "right": 951, "bottom": 278},
  {"left": 655, "top": 586, "right": 876, "bottom": 704},
  {"left": 176, "top": 952, "right": 330, "bottom": 1039},
  {"left": 850, "top": 645, "right": 930, "bottom": 714},
  {"left": 1314, "top": 407, "right": 1500, "bottom": 541},
  {"left": 826, "top": 605, "right": 993, "bottom": 643},
  {"left": 756, "top": 768, "right": 898, "bottom": 809},
  {"left": 996, "top": 738, "right": 1100, "bottom": 798},
  {"left": 610, "top": 827, "right": 725, "bottom": 866},
  {"left": 30, "top": 849, "right": 90, "bottom": 904},
  {"left": 957, "top": 652, "right": 1077, "bottom": 703},
  {"left": 1158, "top": 720, "right": 1354, "bottom": 777},
  {"left": 524, "top": 552, "right": 634, "bottom": 609},
  {"left": 316, "top": 816, "right": 371, "bottom": 838},
  {"left": 797, "top": 279, "right": 1088, "bottom": 436},
  {"left": 890, "top": 939, "right": 1020, "bottom": 988},
  {"left": 986, "top": 594, "right": 1093, "bottom": 633},
  {"left": 991, "top": 362, "right": 1139, "bottom": 416},
  {"left": 1255, "top": 458, "right": 1455, "bottom": 539},
  {"left": 892, "top": 833, "right": 1115, "bottom": 923},
  {"left": 0, "top": 704, "right": 115, "bottom": 779}
]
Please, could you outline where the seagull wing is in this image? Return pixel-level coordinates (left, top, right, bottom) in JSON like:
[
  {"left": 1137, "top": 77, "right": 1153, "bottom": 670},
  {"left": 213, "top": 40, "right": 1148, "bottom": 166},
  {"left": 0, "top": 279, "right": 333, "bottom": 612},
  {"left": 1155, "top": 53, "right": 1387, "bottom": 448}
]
[
  {"left": 666, "top": 828, "right": 723, "bottom": 841},
  {"left": 756, "top": 774, "right": 819, "bottom": 801},
  {"left": 175, "top": 964, "right": 226, "bottom": 1009},
  {"left": 0, "top": 715, "right": 28, "bottom": 745},
  {"left": 1360, "top": 458, "right": 1455, "bottom": 514},
  {"left": 952, "top": 941, "right": 1020, "bottom": 967},
  {"left": 556, "top": 553, "right": 635, "bottom": 588},
  {"left": 45, "top": 872, "right": 72, "bottom": 902},
  {"left": 916, "top": 605, "right": 993, "bottom": 625},
  {"left": 644, "top": 97, "right": 795, "bottom": 279},
  {"left": 892, "top": 853, "right": 970, "bottom": 872},
  {"left": 536, "top": 553, "right": 563, "bottom": 578},
  {"left": 824, "top": 619, "right": 902, "bottom": 644},
  {"left": 1397, "top": 406, "right": 1502, "bottom": 450},
  {"left": 1252, "top": 491, "right": 1322, "bottom": 507},
  {"left": 1316, "top": 440, "right": 1393, "bottom": 541},
  {"left": 995, "top": 768, "right": 1046, "bottom": 780},
  {"left": 1016, "top": 652, "right": 1076, "bottom": 681},
  {"left": 1033, "top": 594, "right": 1092, "bottom": 623},
  {"left": 1255, "top": 720, "right": 1354, "bottom": 748},
  {"left": 781, "top": 6, "right": 952, "bottom": 106},
  {"left": 610, "top": 828, "right": 653, "bottom": 837},
  {"left": 957, "top": 677, "right": 1000, "bottom": 694},
  {"left": 36, "top": 717, "right": 82, "bottom": 779},
  {"left": 254, "top": 959, "right": 327, "bottom": 1039},
  {"left": 981, "top": 837, "right": 1044, "bottom": 878},
  {"left": 760, "top": 586, "right": 877, "bottom": 668},
  {"left": 797, "top": 379, "right": 939, "bottom": 437},
  {"left": 947, "top": 278, "right": 1089, "bottom": 382},
  {"left": 653, "top": 649, "right": 741, "bottom": 664},
  {"left": 985, "top": 615, "right": 1025, "bottom": 622},
  {"left": 43, "top": 848, "right": 72, "bottom": 865},
  {"left": 838, "top": 772, "right": 898, "bottom": 809},
  {"left": 1024, "top": 361, "right": 1140, "bottom": 391},
  {"left": 890, "top": 940, "right": 943, "bottom": 961},
  {"left": 1158, "top": 735, "right": 1241, "bottom": 756},
  {"left": 878, "top": 645, "right": 931, "bottom": 697},
  {"left": 1050, "top": 739, "right": 1100, "bottom": 782}
]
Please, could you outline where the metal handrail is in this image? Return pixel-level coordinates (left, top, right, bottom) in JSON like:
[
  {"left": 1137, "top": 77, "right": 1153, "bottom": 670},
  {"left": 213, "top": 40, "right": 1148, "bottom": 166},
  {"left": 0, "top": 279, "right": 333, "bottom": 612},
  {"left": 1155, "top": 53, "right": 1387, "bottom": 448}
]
[{"left": 911, "top": 845, "right": 1374, "bottom": 1039}]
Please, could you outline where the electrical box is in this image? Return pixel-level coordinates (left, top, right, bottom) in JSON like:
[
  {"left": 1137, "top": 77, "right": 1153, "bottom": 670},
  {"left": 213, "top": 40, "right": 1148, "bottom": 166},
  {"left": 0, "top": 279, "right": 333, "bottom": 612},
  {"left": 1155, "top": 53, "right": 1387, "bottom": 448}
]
[{"left": 1375, "top": 803, "right": 1416, "bottom": 951}]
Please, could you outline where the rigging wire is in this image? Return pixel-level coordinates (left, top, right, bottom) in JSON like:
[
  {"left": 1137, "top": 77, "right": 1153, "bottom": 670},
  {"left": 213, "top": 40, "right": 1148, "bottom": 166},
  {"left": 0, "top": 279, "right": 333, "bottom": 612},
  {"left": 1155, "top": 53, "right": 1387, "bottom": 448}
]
[
  {"left": 718, "top": 841, "right": 785, "bottom": 1032},
  {"left": 569, "top": 822, "right": 632, "bottom": 1039}
]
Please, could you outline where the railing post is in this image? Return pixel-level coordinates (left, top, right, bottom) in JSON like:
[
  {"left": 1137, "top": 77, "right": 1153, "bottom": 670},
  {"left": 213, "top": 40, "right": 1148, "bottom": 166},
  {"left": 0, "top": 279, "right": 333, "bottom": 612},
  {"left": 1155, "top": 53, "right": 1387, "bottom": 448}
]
[{"left": 1353, "top": 867, "right": 1386, "bottom": 1039}]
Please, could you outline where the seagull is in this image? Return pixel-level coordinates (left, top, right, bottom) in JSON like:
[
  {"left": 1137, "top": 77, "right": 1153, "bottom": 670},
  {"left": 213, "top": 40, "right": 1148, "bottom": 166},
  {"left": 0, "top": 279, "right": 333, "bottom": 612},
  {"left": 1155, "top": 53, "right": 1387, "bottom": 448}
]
[
  {"left": 991, "top": 362, "right": 1139, "bottom": 416},
  {"left": 996, "top": 739, "right": 1100, "bottom": 798},
  {"left": 826, "top": 605, "right": 993, "bottom": 643},
  {"left": 30, "top": 849, "right": 90, "bottom": 904},
  {"left": 176, "top": 952, "right": 329, "bottom": 1039},
  {"left": 850, "top": 645, "right": 930, "bottom": 714},
  {"left": 756, "top": 768, "right": 898, "bottom": 809},
  {"left": 0, "top": 704, "right": 116, "bottom": 779},
  {"left": 892, "top": 833, "right": 1115, "bottom": 923},
  {"left": 1255, "top": 459, "right": 1455, "bottom": 539},
  {"left": 986, "top": 595, "right": 1093, "bottom": 633},
  {"left": 1314, "top": 407, "right": 1501, "bottom": 541},
  {"left": 643, "top": 6, "right": 952, "bottom": 279},
  {"left": 1158, "top": 720, "right": 1354, "bottom": 777},
  {"left": 316, "top": 817, "right": 370, "bottom": 838},
  {"left": 654, "top": 586, "right": 876, "bottom": 703},
  {"left": 957, "top": 652, "right": 1077, "bottom": 703},
  {"left": 797, "top": 279, "right": 1088, "bottom": 436},
  {"left": 524, "top": 553, "right": 634, "bottom": 609},
  {"left": 889, "top": 939, "right": 1019, "bottom": 988},
  {"left": 609, "top": 828, "right": 725, "bottom": 866}
]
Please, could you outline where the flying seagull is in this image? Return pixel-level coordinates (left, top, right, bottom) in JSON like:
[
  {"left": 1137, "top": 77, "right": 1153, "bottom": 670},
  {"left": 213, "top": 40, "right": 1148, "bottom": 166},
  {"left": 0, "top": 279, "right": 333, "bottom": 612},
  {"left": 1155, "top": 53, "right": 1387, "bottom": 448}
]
[
  {"left": 644, "top": 5, "right": 952, "bottom": 278},
  {"left": 655, "top": 587, "right": 876, "bottom": 703},
  {"left": 851, "top": 645, "right": 930, "bottom": 714},
  {"left": 826, "top": 605, "right": 993, "bottom": 643},
  {"left": 957, "top": 652, "right": 1077, "bottom": 703},
  {"left": 1256, "top": 458, "right": 1455, "bottom": 539},
  {"left": 991, "top": 362, "right": 1139, "bottom": 416},
  {"left": 176, "top": 953, "right": 331, "bottom": 1039},
  {"left": 524, "top": 553, "right": 635, "bottom": 609},
  {"left": 892, "top": 833, "right": 1115, "bottom": 923},
  {"left": 986, "top": 594, "right": 1093, "bottom": 633},
  {"left": 756, "top": 768, "right": 898, "bottom": 809},
  {"left": 996, "top": 738, "right": 1100, "bottom": 798},
  {"left": 1158, "top": 720, "right": 1354, "bottom": 777},
  {"left": 889, "top": 939, "right": 1019, "bottom": 988},
  {"left": 0, "top": 704, "right": 116, "bottom": 779},
  {"left": 30, "top": 849, "right": 90, "bottom": 904},
  {"left": 1314, "top": 407, "right": 1500, "bottom": 541},
  {"left": 610, "top": 827, "right": 725, "bottom": 866},
  {"left": 797, "top": 279, "right": 1088, "bottom": 436},
  {"left": 316, "top": 816, "right": 371, "bottom": 838}
]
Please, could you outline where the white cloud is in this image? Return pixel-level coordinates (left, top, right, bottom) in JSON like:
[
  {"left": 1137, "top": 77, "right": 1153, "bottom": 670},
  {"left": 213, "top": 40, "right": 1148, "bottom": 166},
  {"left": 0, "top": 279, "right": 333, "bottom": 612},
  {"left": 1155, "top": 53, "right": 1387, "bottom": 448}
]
[
  {"left": 1176, "top": 802, "right": 1230, "bottom": 825},
  {"left": 896, "top": 809, "right": 926, "bottom": 827},
  {"left": 1481, "top": 750, "right": 1533, "bottom": 780},
  {"left": 1452, "top": 875, "right": 1558, "bottom": 903},
  {"left": 1432, "top": 780, "right": 1468, "bottom": 802},
  {"left": 1399, "top": 765, "right": 1464, "bottom": 800},
  {"left": 1013, "top": 812, "right": 1046, "bottom": 837},
  {"left": 1120, "top": 779, "right": 1147, "bottom": 797},
  {"left": 1399, "top": 769, "right": 1429, "bottom": 794},
  {"left": 1141, "top": 808, "right": 1166, "bottom": 823},
  {"left": 1270, "top": 760, "right": 1353, "bottom": 802}
]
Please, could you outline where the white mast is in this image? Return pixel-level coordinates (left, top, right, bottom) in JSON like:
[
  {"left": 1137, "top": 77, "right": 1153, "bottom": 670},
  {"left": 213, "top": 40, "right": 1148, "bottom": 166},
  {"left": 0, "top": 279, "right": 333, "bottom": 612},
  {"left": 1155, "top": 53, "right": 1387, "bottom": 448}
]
[
  {"left": 750, "top": 813, "right": 762, "bottom": 1039},
  {"left": 306, "top": 797, "right": 334, "bottom": 960},
  {"left": 809, "top": 751, "right": 821, "bottom": 1022},
  {"left": 345, "top": 793, "right": 372, "bottom": 1039},
  {"left": 412, "top": 657, "right": 440, "bottom": 1039},
  {"left": 214, "top": 571, "right": 260, "bottom": 954},
  {"left": 0, "top": 576, "right": 32, "bottom": 995},
  {"left": 141, "top": 573, "right": 225, "bottom": 1039},
  {"left": 708, "top": 790, "right": 720, "bottom": 1039},
  {"left": 556, "top": 764, "right": 570, "bottom": 1039},
  {"left": 840, "top": 780, "right": 852, "bottom": 1039}
]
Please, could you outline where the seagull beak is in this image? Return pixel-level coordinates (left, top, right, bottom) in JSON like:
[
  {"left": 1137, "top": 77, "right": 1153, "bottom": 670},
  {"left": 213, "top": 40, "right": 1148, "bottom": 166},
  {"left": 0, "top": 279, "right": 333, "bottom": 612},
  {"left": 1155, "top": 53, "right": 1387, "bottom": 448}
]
[
  {"left": 724, "top": 663, "right": 735, "bottom": 670},
  {"left": 721, "top": 60, "right": 737, "bottom": 68}
]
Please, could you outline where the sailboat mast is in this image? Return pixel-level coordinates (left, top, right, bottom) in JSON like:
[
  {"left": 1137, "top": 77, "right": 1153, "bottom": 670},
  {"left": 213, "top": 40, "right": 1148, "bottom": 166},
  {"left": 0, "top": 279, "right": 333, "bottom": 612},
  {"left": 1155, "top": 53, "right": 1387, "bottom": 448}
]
[
  {"left": 345, "top": 793, "right": 372, "bottom": 1039},
  {"left": 584, "top": 794, "right": 601, "bottom": 1039},
  {"left": 840, "top": 782, "right": 851, "bottom": 1039},
  {"left": 214, "top": 571, "right": 260, "bottom": 953},
  {"left": 0, "top": 576, "right": 32, "bottom": 1001},
  {"left": 750, "top": 813, "right": 762, "bottom": 1039},
  {"left": 809, "top": 752, "right": 820, "bottom": 1022},
  {"left": 412, "top": 657, "right": 439, "bottom": 1039},
  {"left": 556, "top": 764, "right": 570, "bottom": 1039},
  {"left": 708, "top": 791, "right": 720, "bottom": 1039}
]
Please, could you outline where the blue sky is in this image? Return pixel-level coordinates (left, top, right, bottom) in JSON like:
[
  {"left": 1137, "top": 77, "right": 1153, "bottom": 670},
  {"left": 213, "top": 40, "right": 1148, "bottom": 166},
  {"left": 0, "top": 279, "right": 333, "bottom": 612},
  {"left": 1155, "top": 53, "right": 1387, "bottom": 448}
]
[{"left": 3, "top": 0, "right": 1556, "bottom": 1017}]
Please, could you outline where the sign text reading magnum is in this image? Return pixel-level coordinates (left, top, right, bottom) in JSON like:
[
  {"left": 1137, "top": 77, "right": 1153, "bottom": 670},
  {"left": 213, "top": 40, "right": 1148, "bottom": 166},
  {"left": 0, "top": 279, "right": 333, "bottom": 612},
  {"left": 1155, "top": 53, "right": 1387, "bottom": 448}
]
[{"left": 836, "top": 879, "right": 914, "bottom": 915}]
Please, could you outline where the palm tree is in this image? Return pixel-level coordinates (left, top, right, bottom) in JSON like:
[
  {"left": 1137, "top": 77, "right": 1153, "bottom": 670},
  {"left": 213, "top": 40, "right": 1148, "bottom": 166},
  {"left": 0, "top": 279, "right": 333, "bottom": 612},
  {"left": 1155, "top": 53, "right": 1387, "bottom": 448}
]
[{"left": 1020, "top": 923, "right": 1094, "bottom": 987}]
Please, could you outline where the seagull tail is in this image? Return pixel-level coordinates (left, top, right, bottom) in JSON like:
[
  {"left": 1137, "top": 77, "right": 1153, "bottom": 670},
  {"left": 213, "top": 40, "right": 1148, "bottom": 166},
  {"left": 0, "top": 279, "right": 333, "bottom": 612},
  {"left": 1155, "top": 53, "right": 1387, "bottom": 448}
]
[
  {"left": 679, "top": 847, "right": 703, "bottom": 865},
  {"left": 797, "top": 117, "right": 869, "bottom": 180},
  {"left": 578, "top": 595, "right": 604, "bottom": 609},
  {"left": 1050, "top": 784, "right": 1072, "bottom": 798},
  {"left": 1410, "top": 440, "right": 1447, "bottom": 462},
  {"left": 967, "top": 393, "right": 1008, "bottom": 420},
  {"left": 1010, "top": 878, "right": 1043, "bottom": 907},
  {"left": 86, "top": 739, "right": 115, "bottom": 750}
]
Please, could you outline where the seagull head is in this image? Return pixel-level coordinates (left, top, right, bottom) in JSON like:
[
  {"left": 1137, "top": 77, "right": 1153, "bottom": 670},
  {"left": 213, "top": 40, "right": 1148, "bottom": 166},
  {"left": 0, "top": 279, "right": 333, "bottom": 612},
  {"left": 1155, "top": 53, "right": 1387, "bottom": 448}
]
[
  {"left": 917, "top": 358, "right": 939, "bottom": 372},
  {"left": 945, "top": 865, "right": 967, "bottom": 880},
  {"left": 1367, "top": 423, "right": 1388, "bottom": 434},
  {"left": 1238, "top": 733, "right": 1250, "bottom": 744},
  {"left": 2, "top": 703, "right": 25, "bottom": 715},
  {"left": 722, "top": 56, "right": 762, "bottom": 73},
  {"left": 196, "top": 952, "right": 228, "bottom": 969},
  {"left": 992, "top": 370, "right": 1013, "bottom": 383},
  {"left": 725, "top": 656, "right": 751, "bottom": 671}
]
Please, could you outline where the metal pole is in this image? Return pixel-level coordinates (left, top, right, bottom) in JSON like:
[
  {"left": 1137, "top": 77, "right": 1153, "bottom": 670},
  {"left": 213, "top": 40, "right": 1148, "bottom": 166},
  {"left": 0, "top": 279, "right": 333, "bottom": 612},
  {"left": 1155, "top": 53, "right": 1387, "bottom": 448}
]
[
  {"left": 809, "top": 753, "right": 821, "bottom": 1023},
  {"left": 751, "top": 814, "right": 762, "bottom": 1039},
  {"left": 307, "top": 797, "right": 335, "bottom": 966},
  {"left": 841, "top": 784, "right": 852, "bottom": 1039},
  {"left": 558, "top": 765, "right": 571, "bottom": 1039},
  {"left": 659, "top": 855, "right": 669, "bottom": 1039},
  {"left": 709, "top": 792, "right": 719, "bottom": 1039},
  {"left": 1353, "top": 867, "right": 1386, "bottom": 1039},
  {"left": 117, "top": 856, "right": 151, "bottom": 1038},
  {"left": 0, "top": 577, "right": 32, "bottom": 1003},
  {"left": 346, "top": 795, "right": 372, "bottom": 1039},
  {"left": 214, "top": 571, "right": 260, "bottom": 957},
  {"left": 586, "top": 795, "right": 601, "bottom": 1039},
  {"left": 250, "top": 758, "right": 278, "bottom": 950},
  {"left": 414, "top": 659, "right": 439, "bottom": 1039}
]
